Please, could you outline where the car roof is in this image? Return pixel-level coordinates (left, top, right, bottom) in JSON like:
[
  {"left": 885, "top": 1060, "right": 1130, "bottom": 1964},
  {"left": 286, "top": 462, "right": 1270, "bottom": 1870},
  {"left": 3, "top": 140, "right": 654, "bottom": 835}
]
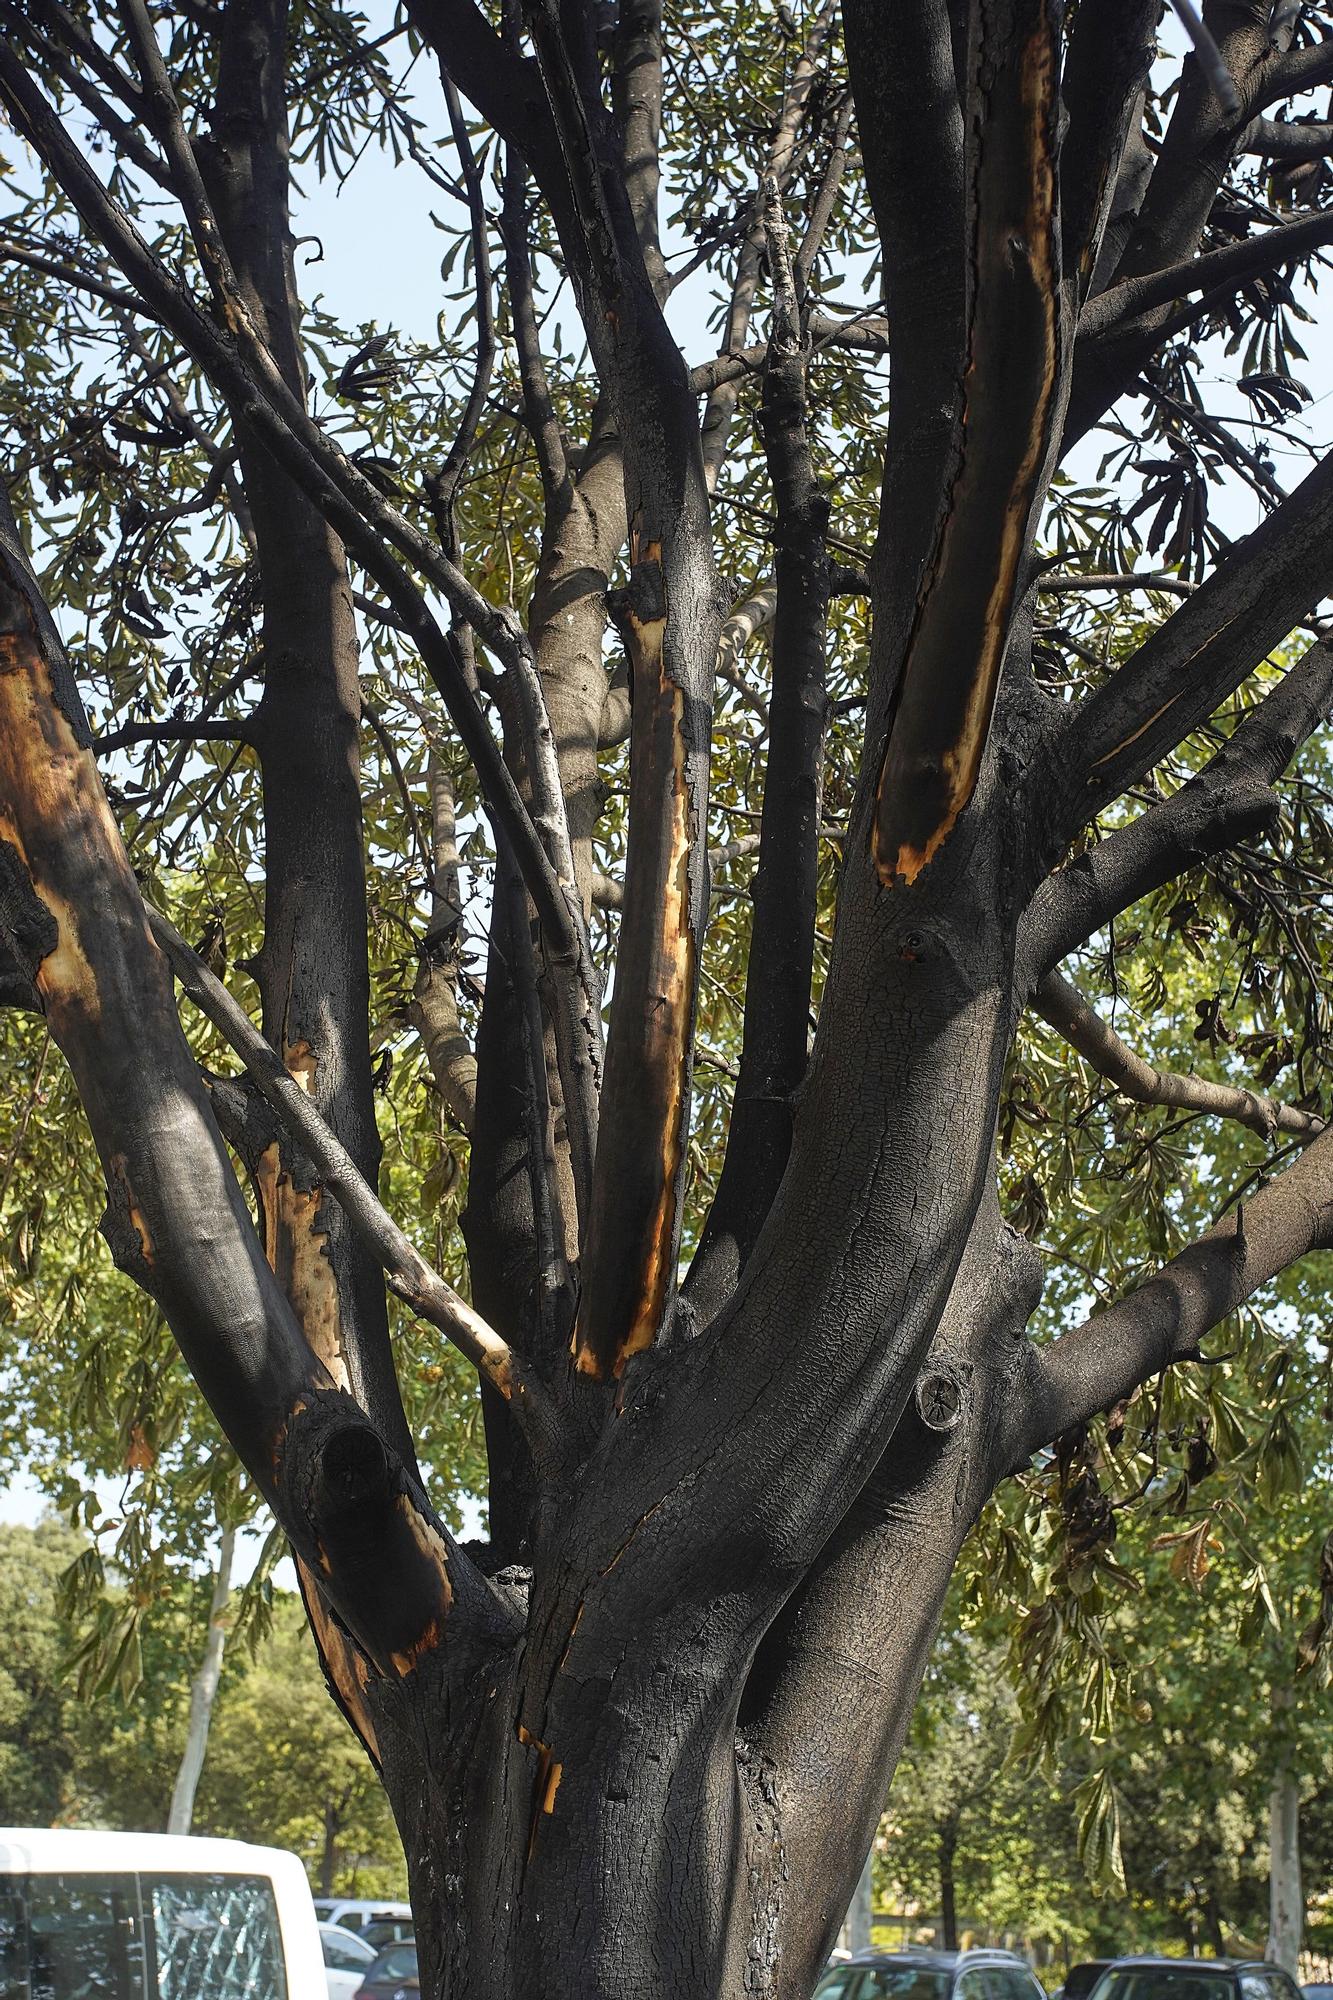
[
  {"left": 849, "top": 1950, "right": 1032, "bottom": 1969},
  {"left": 321, "top": 1898, "right": 412, "bottom": 1914},
  {"left": 1097, "top": 1961, "right": 1285, "bottom": 1975},
  {"left": 0, "top": 1827, "right": 305, "bottom": 1877}
]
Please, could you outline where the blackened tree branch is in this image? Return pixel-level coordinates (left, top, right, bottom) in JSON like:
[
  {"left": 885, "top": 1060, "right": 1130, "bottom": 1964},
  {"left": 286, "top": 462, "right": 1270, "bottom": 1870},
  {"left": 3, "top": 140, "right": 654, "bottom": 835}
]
[
  {"left": 1021, "top": 636, "right": 1333, "bottom": 983},
  {"left": 689, "top": 180, "right": 829, "bottom": 1315},
  {"left": 1058, "top": 0, "right": 1159, "bottom": 301},
  {"left": 1081, "top": 206, "right": 1333, "bottom": 340},
  {"left": 97, "top": 715, "right": 254, "bottom": 751},
  {"left": 410, "top": 753, "right": 479, "bottom": 1134},
  {"left": 500, "top": 153, "right": 570, "bottom": 509},
  {"left": 1241, "top": 113, "right": 1333, "bottom": 159},
  {"left": 872, "top": 0, "right": 1062, "bottom": 888},
  {"left": 1013, "top": 1121, "right": 1333, "bottom": 1462},
  {"left": 0, "top": 529, "right": 472, "bottom": 1676},
  {"left": 1261, "top": 35, "right": 1333, "bottom": 105},
  {"left": 1055, "top": 460, "right": 1333, "bottom": 823},
  {"left": 612, "top": 0, "right": 667, "bottom": 299}
]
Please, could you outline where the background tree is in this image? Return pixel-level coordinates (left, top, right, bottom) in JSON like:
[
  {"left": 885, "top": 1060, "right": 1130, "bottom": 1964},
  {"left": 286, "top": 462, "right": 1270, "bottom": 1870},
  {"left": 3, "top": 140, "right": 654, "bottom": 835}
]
[
  {"left": 0, "top": 1519, "right": 407, "bottom": 1891},
  {"left": 3, "top": 2, "right": 1333, "bottom": 1996},
  {"left": 0, "top": 1518, "right": 88, "bottom": 1823}
]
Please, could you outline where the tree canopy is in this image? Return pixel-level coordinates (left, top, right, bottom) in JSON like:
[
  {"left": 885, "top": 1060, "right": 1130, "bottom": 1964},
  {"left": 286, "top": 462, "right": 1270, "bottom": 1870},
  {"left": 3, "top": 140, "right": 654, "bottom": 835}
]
[{"left": 3, "top": 2, "right": 1333, "bottom": 1995}]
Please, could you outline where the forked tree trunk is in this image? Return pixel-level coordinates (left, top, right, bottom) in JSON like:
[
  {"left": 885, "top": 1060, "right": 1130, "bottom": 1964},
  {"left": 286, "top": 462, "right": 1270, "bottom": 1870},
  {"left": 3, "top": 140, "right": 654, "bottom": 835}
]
[
  {"left": 11, "top": 3, "right": 1333, "bottom": 1997},
  {"left": 166, "top": 1524, "right": 235, "bottom": 1837}
]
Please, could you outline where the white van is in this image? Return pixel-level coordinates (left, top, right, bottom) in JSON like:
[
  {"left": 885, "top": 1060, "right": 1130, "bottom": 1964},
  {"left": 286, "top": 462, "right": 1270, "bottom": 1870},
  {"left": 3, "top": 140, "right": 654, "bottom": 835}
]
[
  {"left": 0, "top": 1826, "right": 326, "bottom": 1998},
  {"left": 311, "top": 1899, "right": 412, "bottom": 1945}
]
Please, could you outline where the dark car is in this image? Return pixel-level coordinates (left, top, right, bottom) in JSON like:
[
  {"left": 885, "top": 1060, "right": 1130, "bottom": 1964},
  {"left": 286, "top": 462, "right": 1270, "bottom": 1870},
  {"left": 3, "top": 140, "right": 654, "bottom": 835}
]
[
  {"left": 1087, "top": 1958, "right": 1305, "bottom": 2000},
  {"left": 355, "top": 1938, "right": 420, "bottom": 1999},
  {"left": 816, "top": 1947, "right": 1047, "bottom": 2000}
]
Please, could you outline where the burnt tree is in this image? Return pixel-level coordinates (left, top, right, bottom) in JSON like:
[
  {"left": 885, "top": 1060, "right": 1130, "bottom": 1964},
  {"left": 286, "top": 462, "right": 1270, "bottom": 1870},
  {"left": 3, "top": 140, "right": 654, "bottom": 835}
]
[{"left": 4, "top": 0, "right": 1333, "bottom": 1993}]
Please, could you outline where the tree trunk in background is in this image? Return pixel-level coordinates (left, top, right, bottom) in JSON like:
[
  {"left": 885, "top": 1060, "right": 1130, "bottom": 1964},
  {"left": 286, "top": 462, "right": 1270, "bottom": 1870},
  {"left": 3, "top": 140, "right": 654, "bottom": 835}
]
[
  {"left": 321, "top": 1801, "right": 340, "bottom": 1899},
  {"left": 1267, "top": 1767, "right": 1303, "bottom": 1975},
  {"left": 166, "top": 1525, "right": 236, "bottom": 1837},
  {"left": 840, "top": 1850, "right": 874, "bottom": 1956},
  {"left": 939, "top": 1820, "right": 959, "bottom": 1951}
]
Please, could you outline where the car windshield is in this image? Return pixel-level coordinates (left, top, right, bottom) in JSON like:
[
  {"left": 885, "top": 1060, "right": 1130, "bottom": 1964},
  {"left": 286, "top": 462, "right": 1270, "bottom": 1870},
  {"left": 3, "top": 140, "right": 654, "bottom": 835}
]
[
  {"left": 857, "top": 1967, "right": 954, "bottom": 2000},
  {"left": 1092, "top": 1971, "right": 1235, "bottom": 2000},
  {"left": 369, "top": 1942, "right": 419, "bottom": 1981}
]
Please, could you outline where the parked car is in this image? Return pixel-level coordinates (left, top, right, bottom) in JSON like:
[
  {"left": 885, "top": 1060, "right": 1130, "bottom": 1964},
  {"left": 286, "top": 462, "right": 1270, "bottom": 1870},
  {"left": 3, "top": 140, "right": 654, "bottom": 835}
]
[
  {"left": 313, "top": 1897, "right": 413, "bottom": 1941},
  {"left": 355, "top": 1937, "right": 420, "bottom": 1998},
  {"left": 320, "top": 1920, "right": 378, "bottom": 1999},
  {"left": 816, "top": 1947, "right": 1047, "bottom": 2000},
  {"left": 1087, "top": 1959, "right": 1305, "bottom": 2000},
  {"left": 0, "top": 1824, "right": 326, "bottom": 1998}
]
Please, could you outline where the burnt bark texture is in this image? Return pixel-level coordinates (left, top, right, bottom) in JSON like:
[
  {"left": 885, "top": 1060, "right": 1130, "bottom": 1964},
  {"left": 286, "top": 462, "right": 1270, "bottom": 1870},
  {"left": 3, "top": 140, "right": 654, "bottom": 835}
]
[{"left": 5, "top": 1, "right": 1333, "bottom": 1995}]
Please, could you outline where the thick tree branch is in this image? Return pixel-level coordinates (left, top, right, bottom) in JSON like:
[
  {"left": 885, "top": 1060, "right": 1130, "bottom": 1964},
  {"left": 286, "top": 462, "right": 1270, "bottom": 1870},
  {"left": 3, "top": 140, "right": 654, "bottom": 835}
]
[
  {"left": 690, "top": 183, "right": 829, "bottom": 1314},
  {"left": 503, "top": 1, "right": 721, "bottom": 1375},
  {"left": 403, "top": 0, "right": 557, "bottom": 182},
  {"left": 202, "top": 0, "right": 417, "bottom": 1476},
  {"left": 1058, "top": 0, "right": 1160, "bottom": 301},
  {"left": 1013, "top": 1120, "right": 1333, "bottom": 1462},
  {"left": 0, "top": 524, "right": 475, "bottom": 1677},
  {"left": 743, "top": 1200, "right": 1045, "bottom": 1995},
  {"left": 844, "top": 0, "right": 965, "bottom": 675},
  {"left": 872, "top": 0, "right": 1062, "bottom": 887},
  {"left": 1035, "top": 967, "right": 1324, "bottom": 1140},
  {"left": 612, "top": 0, "right": 667, "bottom": 298},
  {"left": 1118, "top": 5, "right": 1274, "bottom": 286},
  {"left": 1241, "top": 113, "right": 1333, "bottom": 159},
  {"left": 1055, "top": 458, "right": 1333, "bottom": 824},
  {"left": 1022, "top": 635, "right": 1333, "bottom": 982},
  {"left": 1261, "top": 35, "right": 1333, "bottom": 105},
  {"left": 1081, "top": 206, "right": 1333, "bottom": 340}
]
